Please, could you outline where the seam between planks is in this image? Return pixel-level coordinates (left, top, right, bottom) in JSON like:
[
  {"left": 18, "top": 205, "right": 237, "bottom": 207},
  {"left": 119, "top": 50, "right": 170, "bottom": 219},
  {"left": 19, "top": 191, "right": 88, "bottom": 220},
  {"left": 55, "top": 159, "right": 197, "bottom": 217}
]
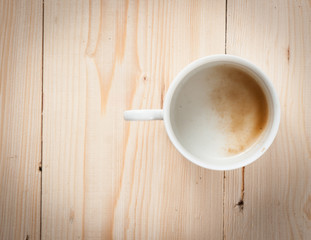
[
  {"left": 40, "top": 0, "right": 45, "bottom": 239},
  {"left": 225, "top": 0, "right": 228, "bottom": 55}
]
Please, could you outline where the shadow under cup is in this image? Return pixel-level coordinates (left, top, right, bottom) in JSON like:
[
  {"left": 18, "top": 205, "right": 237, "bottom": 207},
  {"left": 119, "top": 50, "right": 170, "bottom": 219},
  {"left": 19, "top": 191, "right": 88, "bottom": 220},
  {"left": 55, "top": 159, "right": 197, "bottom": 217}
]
[{"left": 167, "top": 61, "right": 278, "bottom": 170}]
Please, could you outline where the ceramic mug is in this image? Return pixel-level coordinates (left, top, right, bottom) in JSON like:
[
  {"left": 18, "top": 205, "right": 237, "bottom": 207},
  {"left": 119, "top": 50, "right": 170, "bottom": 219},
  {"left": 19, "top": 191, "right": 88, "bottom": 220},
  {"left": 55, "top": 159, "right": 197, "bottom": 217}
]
[{"left": 124, "top": 55, "right": 280, "bottom": 170}]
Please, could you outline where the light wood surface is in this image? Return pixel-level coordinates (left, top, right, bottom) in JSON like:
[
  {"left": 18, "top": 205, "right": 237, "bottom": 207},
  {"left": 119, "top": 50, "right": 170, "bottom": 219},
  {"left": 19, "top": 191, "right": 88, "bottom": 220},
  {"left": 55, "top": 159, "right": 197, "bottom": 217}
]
[
  {"left": 225, "top": 0, "right": 311, "bottom": 239},
  {"left": 42, "top": 0, "right": 225, "bottom": 239},
  {"left": 0, "top": 0, "right": 42, "bottom": 239},
  {"left": 1, "top": 0, "right": 311, "bottom": 239}
]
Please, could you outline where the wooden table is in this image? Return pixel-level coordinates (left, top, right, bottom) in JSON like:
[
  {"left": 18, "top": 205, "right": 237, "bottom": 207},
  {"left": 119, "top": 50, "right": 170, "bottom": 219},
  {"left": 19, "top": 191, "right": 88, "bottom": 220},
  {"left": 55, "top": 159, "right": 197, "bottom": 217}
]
[{"left": 1, "top": 0, "right": 311, "bottom": 239}]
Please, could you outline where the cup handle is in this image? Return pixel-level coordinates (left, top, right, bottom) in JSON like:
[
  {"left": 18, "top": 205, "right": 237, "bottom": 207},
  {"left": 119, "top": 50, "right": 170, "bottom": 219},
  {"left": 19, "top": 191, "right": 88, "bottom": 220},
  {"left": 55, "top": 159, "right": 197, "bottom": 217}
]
[{"left": 124, "top": 109, "right": 163, "bottom": 121}]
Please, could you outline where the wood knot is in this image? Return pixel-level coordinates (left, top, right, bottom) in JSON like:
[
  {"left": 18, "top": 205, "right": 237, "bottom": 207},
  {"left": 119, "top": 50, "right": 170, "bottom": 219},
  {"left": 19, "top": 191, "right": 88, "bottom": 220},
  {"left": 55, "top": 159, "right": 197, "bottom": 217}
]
[{"left": 235, "top": 199, "right": 244, "bottom": 211}]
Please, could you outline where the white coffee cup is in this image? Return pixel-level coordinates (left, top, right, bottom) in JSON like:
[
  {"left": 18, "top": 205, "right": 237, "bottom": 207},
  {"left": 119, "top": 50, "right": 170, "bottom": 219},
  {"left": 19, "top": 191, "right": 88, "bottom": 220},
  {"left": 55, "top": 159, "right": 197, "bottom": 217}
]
[{"left": 124, "top": 55, "right": 280, "bottom": 170}]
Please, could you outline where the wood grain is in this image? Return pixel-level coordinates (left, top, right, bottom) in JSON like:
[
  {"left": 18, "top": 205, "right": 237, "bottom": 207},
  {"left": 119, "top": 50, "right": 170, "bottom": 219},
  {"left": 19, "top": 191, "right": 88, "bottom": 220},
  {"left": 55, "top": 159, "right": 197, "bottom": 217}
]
[
  {"left": 225, "top": 0, "right": 311, "bottom": 239},
  {"left": 2, "top": 0, "right": 309, "bottom": 238},
  {"left": 0, "top": 0, "right": 42, "bottom": 239},
  {"left": 42, "top": 0, "right": 225, "bottom": 239}
]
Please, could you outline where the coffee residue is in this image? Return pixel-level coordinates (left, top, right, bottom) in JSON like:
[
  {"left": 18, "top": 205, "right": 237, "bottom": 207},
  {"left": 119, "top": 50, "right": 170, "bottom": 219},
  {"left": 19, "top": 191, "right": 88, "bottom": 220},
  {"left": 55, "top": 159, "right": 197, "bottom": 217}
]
[{"left": 209, "top": 65, "right": 268, "bottom": 155}]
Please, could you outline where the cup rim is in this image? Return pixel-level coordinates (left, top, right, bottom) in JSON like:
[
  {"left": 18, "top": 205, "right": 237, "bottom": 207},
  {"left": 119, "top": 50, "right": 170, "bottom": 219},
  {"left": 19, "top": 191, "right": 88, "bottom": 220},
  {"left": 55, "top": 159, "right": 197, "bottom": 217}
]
[{"left": 163, "top": 54, "right": 281, "bottom": 171}]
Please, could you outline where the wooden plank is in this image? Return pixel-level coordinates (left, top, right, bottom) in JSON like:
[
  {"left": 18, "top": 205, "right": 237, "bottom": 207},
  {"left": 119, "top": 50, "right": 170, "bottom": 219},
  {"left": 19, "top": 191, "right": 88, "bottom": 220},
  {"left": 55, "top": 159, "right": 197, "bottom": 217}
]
[
  {"left": 42, "top": 0, "right": 225, "bottom": 239},
  {"left": 0, "top": 0, "right": 42, "bottom": 239},
  {"left": 225, "top": 0, "right": 311, "bottom": 239}
]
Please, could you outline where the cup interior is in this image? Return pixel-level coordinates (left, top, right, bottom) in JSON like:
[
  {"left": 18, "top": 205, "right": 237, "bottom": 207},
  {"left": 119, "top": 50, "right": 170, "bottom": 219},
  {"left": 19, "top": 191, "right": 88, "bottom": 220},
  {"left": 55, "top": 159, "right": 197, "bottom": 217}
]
[{"left": 164, "top": 56, "right": 280, "bottom": 170}]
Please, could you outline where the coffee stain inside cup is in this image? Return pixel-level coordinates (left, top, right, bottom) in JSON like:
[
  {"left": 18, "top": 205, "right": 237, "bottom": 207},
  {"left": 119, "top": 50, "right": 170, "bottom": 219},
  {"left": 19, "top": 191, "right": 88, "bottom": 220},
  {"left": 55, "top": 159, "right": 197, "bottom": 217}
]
[{"left": 208, "top": 65, "right": 268, "bottom": 155}]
